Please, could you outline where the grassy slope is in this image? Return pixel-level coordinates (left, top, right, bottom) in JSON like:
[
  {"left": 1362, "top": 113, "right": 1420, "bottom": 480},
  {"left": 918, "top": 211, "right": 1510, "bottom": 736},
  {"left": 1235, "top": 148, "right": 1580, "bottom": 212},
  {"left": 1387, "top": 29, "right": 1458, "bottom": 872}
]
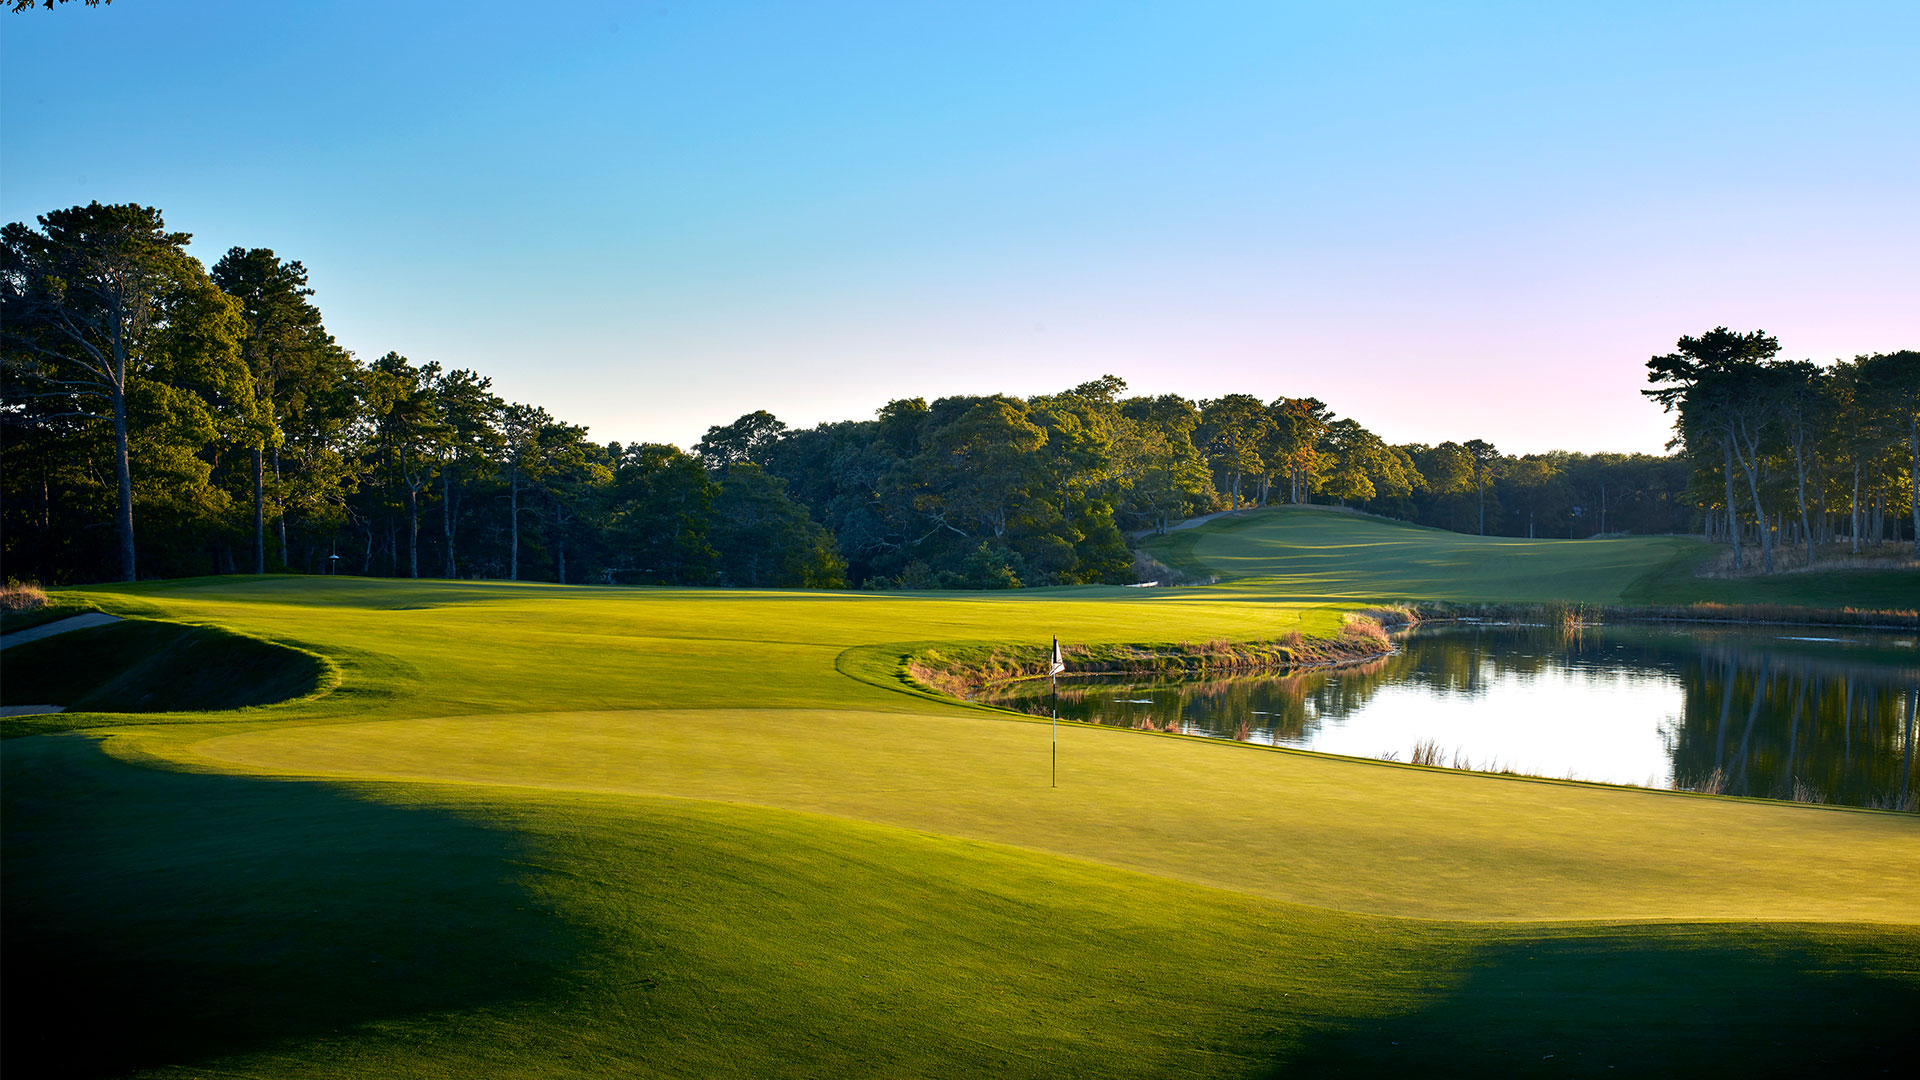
[
  {"left": 1146, "top": 507, "right": 1697, "bottom": 603},
  {"left": 1145, "top": 505, "right": 1920, "bottom": 609},
  {"left": 6, "top": 511, "right": 1918, "bottom": 1077},
  {"left": 176, "top": 708, "right": 1917, "bottom": 922},
  {"left": 19, "top": 737, "right": 1913, "bottom": 1080}
]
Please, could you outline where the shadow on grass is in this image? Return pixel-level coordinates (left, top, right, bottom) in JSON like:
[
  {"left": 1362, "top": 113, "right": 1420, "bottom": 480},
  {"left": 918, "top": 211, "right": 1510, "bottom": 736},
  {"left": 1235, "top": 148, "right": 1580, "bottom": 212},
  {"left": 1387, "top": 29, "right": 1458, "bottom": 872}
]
[
  {"left": 1278, "top": 922, "right": 1920, "bottom": 1078},
  {"left": 1, "top": 637, "right": 423, "bottom": 740},
  {"left": 1, "top": 620, "right": 330, "bottom": 714},
  {"left": 2, "top": 736, "right": 583, "bottom": 1079}
]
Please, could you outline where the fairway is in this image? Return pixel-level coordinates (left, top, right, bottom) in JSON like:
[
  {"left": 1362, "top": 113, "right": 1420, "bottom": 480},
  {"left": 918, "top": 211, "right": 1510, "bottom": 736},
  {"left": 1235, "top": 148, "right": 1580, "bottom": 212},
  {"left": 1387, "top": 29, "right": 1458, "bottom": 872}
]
[
  {"left": 1146, "top": 507, "right": 1699, "bottom": 603},
  {"left": 6, "top": 509, "right": 1919, "bottom": 1077},
  {"left": 1147, "top": 505, "right": 1920, "bottom": 609}
]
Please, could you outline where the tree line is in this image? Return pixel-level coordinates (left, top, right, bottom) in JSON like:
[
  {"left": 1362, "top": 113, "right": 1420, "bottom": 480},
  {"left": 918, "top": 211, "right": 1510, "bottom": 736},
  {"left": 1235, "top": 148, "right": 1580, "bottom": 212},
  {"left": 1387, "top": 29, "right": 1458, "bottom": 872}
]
[
  {"left": 1646, "top": 327, "right": 1920, "bottom": 572},
  {"left": 5, "top": 204, "right": 1910, "bottom": 587}
]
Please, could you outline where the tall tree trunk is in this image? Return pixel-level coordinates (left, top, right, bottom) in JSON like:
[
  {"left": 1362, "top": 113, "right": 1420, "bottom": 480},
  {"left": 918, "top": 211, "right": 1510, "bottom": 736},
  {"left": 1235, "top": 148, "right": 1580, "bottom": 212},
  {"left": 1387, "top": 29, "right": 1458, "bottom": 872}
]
[
  {"left": 39, "top": 467, "right": 52, "bottom": 581},
  {"left": 274, "top": 446, "right": 288, "bottom": 568},
  {"left": 1735, "top": 423, "right": 1772, "bottom": 573},
  {"left": 1722, "top": 439, "right": 1742, "bottom": 571},
  {"left": 1850, "top": 458, "right": 1861, "bottom": 552},
  {"left": 510, "top": 468, "right": 520, "bottom": 581},
  {"left": 253, "top": 445, "right": 266, "bottom": 574},
  {"left": 407, "top": 487, "right": 419, "bottom": 579},
  {"left": 1909, "top": 415, "right": 1920, "bottom": 558},
  {"left": 555, "top": 533, "right": 567, "bottom": 584},
  {"left": 1477, "top": 472, "right": 1486, "bottom": 535},
  {"left": 443, "top": 468, "right": 457, "bottom": 578},
  {"left": 111, "top": 382, "right": 137, "bottom": 582},
  {"left": 1792, "top": 432, "right": 1813, "bottom": 567}
]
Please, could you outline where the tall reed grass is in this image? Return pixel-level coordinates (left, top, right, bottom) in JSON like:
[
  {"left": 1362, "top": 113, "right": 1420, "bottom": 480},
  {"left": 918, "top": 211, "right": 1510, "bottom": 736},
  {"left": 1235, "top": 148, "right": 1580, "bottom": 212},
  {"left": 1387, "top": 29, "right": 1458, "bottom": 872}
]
[
  {"left": 1, "top": 582, "right": 48, "bottom": 612},
  {"left": 907, "top": 625, "right": 1399, "bottom": 700}
]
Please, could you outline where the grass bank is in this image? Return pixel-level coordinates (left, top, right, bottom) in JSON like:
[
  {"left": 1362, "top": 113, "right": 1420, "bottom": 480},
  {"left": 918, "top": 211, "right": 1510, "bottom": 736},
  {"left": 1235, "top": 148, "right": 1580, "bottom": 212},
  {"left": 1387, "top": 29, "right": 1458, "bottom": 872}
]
[{"left": 1, "top": 618, "right": 334, "bottom": 716}]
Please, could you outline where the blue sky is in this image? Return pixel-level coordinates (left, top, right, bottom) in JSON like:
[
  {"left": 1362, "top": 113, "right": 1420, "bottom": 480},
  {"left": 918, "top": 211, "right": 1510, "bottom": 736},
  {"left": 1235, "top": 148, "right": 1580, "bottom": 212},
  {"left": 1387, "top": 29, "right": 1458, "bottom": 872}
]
[{"left": 4, "top": 1, "right": 1915, "bottom": 453}]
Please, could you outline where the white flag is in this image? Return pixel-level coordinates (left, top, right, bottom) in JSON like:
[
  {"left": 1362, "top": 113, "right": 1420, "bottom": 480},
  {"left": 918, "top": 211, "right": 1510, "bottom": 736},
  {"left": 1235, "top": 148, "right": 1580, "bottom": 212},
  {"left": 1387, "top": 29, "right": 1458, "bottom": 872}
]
[{"left": 1049, "top": 637, "right": 1065, "bottom": 676}]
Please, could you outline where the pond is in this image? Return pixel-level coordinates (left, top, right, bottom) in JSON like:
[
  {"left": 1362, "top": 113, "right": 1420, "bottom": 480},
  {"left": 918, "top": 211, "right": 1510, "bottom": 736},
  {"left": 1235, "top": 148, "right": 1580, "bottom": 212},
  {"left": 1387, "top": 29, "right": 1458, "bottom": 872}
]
[{"left": 975, "top": 623, "right": 1920, "bottom": 810}]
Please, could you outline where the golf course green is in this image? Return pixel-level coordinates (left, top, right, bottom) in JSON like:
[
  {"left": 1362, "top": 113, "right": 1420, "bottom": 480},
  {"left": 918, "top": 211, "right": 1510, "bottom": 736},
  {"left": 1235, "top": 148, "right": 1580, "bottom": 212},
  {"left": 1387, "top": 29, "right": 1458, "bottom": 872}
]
[{"left": 5, "top": 507, "right": 1917, "bottom": 1078}]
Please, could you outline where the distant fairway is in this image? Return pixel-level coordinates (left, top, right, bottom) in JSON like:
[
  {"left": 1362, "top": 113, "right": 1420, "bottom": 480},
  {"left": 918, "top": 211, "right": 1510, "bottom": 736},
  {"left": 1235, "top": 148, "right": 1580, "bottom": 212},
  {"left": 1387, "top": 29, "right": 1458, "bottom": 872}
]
[
  {"left": 6, "top": 513, "right": 1919, "bottom": 1077},
  {"left": 1146, "top": 506, "right": 1697, "bottom": 602},
  {"left": 1147, "top": 504, "right": 1920, "bottom": 609}
]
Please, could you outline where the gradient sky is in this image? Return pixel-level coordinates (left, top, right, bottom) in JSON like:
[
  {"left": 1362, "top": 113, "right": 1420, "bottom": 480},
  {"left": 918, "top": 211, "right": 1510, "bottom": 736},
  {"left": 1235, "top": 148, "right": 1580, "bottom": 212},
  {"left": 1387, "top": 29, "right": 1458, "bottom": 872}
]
[{"left": 4, "top": 1, "right": 1915, "bottom": 454}]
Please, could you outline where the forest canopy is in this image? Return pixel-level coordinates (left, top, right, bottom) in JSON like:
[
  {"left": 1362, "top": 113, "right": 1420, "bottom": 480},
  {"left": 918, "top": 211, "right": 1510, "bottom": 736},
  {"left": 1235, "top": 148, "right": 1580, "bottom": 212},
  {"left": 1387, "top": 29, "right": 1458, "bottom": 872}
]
[{"left": 5, "top": 205, "right": 1913, "bottom": 587}]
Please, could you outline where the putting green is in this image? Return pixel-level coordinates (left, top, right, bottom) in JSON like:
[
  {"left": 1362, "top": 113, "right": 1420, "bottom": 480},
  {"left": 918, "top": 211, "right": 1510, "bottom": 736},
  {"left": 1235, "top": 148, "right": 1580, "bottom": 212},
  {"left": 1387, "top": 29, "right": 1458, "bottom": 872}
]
[{"left": 176, "top": 707, "right": 1920, "bottom": 922}]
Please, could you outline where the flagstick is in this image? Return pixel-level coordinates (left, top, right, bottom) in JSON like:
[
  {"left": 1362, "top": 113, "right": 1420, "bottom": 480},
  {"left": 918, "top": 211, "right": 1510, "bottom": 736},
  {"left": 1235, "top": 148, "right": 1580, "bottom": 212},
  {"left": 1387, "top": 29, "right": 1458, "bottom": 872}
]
[{"left": 1048, "top": 635, "right": 1063, "bottom": 789}]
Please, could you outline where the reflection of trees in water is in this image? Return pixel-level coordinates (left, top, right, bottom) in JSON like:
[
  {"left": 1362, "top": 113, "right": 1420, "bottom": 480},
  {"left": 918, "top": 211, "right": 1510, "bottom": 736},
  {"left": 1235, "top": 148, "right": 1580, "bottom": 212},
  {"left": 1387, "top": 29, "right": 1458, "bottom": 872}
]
[
  {"left": 994, "top": 626, "right": 1693, "bottom": 743},
  {"left": 1668, "top": 650, "right": 1917, "bottom": 809},
  {"left": 979, "top": 625, "right": 1919, "bottom": 810}
]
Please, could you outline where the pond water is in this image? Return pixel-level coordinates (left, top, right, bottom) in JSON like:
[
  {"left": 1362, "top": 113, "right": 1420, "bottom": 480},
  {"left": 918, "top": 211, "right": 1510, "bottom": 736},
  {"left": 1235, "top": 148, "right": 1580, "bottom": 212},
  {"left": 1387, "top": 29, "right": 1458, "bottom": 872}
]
[{"left": 976, "top": 623, "right": 1920, "bottom": 809}]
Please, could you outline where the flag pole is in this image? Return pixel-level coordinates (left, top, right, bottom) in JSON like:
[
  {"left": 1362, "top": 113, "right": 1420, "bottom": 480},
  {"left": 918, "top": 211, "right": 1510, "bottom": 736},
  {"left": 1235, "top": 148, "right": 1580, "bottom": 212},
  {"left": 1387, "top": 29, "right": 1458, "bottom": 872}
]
[{"left": 1049, "top": 635, "right": 1062, "bottom": 788}]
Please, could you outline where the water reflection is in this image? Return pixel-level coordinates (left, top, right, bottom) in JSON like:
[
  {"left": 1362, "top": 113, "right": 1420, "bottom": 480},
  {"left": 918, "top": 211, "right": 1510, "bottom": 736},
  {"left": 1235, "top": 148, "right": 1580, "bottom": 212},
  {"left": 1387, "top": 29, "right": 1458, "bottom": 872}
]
[{"left": 976, "top": 624, "right": 1919, "bottom": 810}]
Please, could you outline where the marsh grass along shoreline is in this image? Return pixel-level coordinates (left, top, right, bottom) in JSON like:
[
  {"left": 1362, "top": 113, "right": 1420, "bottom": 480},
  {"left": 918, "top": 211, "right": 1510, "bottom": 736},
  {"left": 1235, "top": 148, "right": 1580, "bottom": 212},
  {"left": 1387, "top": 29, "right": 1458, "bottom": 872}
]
[{"left": 908, "top": 614, "right": 1407, "bottom": 701}]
